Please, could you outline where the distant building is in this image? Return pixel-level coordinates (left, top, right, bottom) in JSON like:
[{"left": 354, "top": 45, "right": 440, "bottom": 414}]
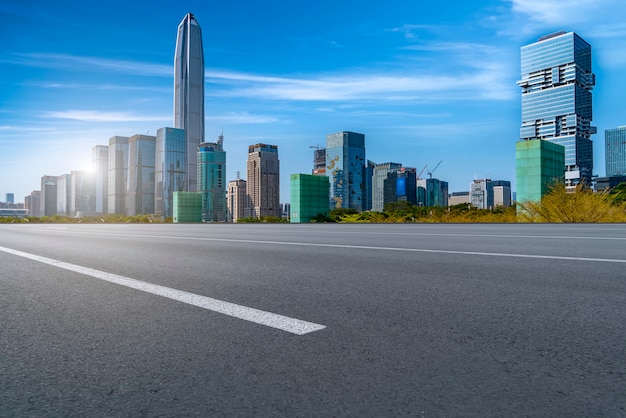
[
  {"left": 25, "top": 191, "right": 41, "bottom": 217},
  {"left": 516, "top": 139, "right": 565, "bottom": 202},
  {"left": 518, "top": 31, "right": 595, "bottom": 186},
  {"left": 594, "top": 175, "right": 626, "bottom": 191},
  {"left": 70, "top": 170, "right": 97, "bottom": 217},
  {"left": 56, "top": 174, "right": 71, "bottom": 216},
  {"left": 470, "top": 179, "right": 511, "bottom": 209},
  {"left": 40, "top": 175, "right": 57, "bottom": 217},
  {"left": 227, "top": 178, "right": 247, "bottom": 222},
  {"left": 312, "top": 148, "right": 326, "bottom": 175},
  {"left": 364, "top": 160, "right": 376, "bottom": 211},
  {"left": 372, "top": 162, "right": 401, "bottom": 212},
  {"left": 126, "top": 134, "right": 156, "bottom": 216},
  {"left": 92, "top": 145, "right": 109, "bottom": 214},
  {"left": 448, "top": 192, "right": 470, "bottom": 206},
  {"left": 155, "top": 127, "right": 186, "bottom": 219},
  {"left": 5, "top": 193, "right": 14, "bottom": 204},
  {"left": 290, "top": 174, "right": 330, "bottom": 223},
  {"left": 417, "top": 178, "right": 448, "bottom": 207},
  {"left": 605, "top": 126, "right": 626, "bottom": 177},
  {"left": 326, "top": 131, "right": 366, "bottom": 211},
  {"left": 493, "top": 180, "right": 512, "bottom": 208},
  {"left": 198, "top": 136, "right": 227, "bottom": 222},
  {"left": 395, "top": 167, "right": 417, "bottom": 206},
  {"left": 173, "top": 191, "right": 202, "bottom": 223},
  {"left": 246, "top": 143, "right": 280, "bottom": 218},
  {"left": 108, "top": 135, "right": 129, "bottom": 214}
]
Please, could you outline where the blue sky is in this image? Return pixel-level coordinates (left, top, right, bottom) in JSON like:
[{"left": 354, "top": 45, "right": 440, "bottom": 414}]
[{"left": 1, "top": 0, "right": 625, "bottom": 204}]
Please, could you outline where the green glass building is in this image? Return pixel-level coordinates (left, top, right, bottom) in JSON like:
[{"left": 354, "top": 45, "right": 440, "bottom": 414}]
[
  {"left": 290, "top": 174, "right": 330, "bottom": 223},
  {"left": 173, "top": 191, "right": 202, "bottom": 223},
  {"left": 198, "top": 136, "right": 226, "bottom": 222},
  {"left": 516, "top": 140, "right": 565, "bottom": 202}
]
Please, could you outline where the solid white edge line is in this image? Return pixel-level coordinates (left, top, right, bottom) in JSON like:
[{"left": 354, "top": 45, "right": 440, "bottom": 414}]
[{"left": 0, "top": 245, "right": 326, "bottom": 336}]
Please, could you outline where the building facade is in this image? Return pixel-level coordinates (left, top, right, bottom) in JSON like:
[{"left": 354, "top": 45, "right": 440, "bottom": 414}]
[
  {"left": 126, "top": 134, "right": 156, "bottom": 216},
  {"left": 92, "top": 145, "right": 108, "bottom": 214},
  {"left": 56, "top": 174, "right": 71, "bottom": 216},
  {"left": 372, "top": 162, "right": 402, "bottom": 212},
  {"left": 395, "top": 167, "right": 417, "bottom": 206},
  {"left": 108, "top": 135, "right": 129, "bottom": 214},
  {"left": 70, "top": 170, "right": 96, "bottom": 216},
  {"left": 290, "top": 174, "right": 330, "bottom": 223},
  {"left": 516, "top": 139, "right": 565, "bottom": 202},
  {"left": 198, "top": 137, "right": 227, "bottom": 222},
  {"left": 173, "top": 191, "right": 202, "bottom": 223},
  {"left": 605, "top": 126, "right": 626, "bottom": 177},
  {"left": 312, "top": 148, "right": 326, "bottom": 175},
  {"left": 518, "top": 31, "right": 595, "bottom": 186},
  {"left": 25, "top": 191, "right": 41, "bottom": 217},
  {"left": 155, "top": 127, "right": 186, "bottom": 219},
  {"left": 246, "top": 143, "right": 280, "bottom": 218},
  {"left": 227, "top": 179, "right": 247, "bottom": 223},
  {"left": 326, "top": 131, "right": 366, "bottom": 211},
  {"left": 40, "top": 175, "right": 57, "bottom": 217},
  {"left": 5, "top": 193, "right": 14, "bottom": 204},
  {"left": 174, "top": 13, "right": 204, "bottom": 192}
]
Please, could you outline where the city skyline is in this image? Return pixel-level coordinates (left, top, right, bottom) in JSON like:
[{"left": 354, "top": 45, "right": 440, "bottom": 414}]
[{"left": 2, "top": 0, "right": 626, "bottom": 203}]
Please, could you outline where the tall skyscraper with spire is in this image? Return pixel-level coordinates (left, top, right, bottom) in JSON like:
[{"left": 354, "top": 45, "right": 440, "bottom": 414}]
[{"left": 174, "top": 13, "right": 205, "bottom": 192}]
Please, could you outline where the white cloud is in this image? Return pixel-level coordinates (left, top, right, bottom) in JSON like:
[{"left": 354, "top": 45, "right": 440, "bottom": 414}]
[
  {"left": 205, "top": 112, "right": 280, "bottom": 124},
  {"left": 42, "top": 110, "right": 169, "bottom": 122}
]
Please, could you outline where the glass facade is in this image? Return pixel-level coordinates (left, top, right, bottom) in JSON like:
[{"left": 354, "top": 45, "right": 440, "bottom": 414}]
[
  {"left": 108, "top": 136, "right": 129, "bottom": 214},
  {"left": 70, "top": 170, "right": 96, "bottom": 216},
  {"left": 174, "top": 13, "right": 204, "bottom": 192},
  {"left": 605, "top": 126, "right": 626, "bottom": 177},
  {"left": 395, "top": 167, "right": 417, "bottom": 206},
  {"left": 40, "top": 175, "right": 57, "bottom": 217},
  {"left": 198, "top": 138, "right": 227, "bottom": 222},
  {"left": 326, "top": 131, "right": 366, "bottom": 211},
  {"left": 372, "top": 162, "right": 401, "bottom": 212},
  {"left": 156, "top": 127, "right": 186, "bottom": 219},
  {"left": 92, "top": 145, "right": 108, "bottom": 214},
  {"left": 126, "top": 134, "right": 156, "bottom": 216},
  {"left": 173, "top": 191, "right": 202, "bottom": 223},
  {"left": 290, "top": 174, "right": 330, "bottom": 223},
  {"left": 518, "top": 31, "right": 595, "bottom": 185},
  {"left": 56, "top": 174, "right": 71, "bottom": 216},
  {"left": 516, "top": 139, "right": 565, "bottom": 202}
]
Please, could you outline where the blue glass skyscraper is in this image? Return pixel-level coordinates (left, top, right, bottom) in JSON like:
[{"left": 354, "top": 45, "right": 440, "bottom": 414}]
[
  {"left": 325, "top": 131, "right": 366, "bottom": 211},
  {"left": 605, "top": 126, "right": 626, "bottom": 177},
  {"left": 156, "top": 127, "right": 186, "bottom": 219},
  {"left": 174, "top": 13, "right": 204, "bottom": 192},
  {"left": 518, "top": 31, "right": 596, "bottom": 185},
  {"left": 198, "top": 135, "right": 227, "bottom": 222}
]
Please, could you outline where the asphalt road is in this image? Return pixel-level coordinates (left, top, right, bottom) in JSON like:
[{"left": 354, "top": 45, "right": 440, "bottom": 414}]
[{"left": 1, "top": 223, "right": 625, "bottom": 417}]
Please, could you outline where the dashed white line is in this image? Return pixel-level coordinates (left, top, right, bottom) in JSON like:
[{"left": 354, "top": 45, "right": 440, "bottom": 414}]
[{"left": 0, "top": 245, "right": 326, "bottom": 335}]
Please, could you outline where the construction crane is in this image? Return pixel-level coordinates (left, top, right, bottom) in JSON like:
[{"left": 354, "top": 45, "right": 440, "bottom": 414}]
[
  {"left": 417, "top": 164, "right": 428, "bottom": 180},
  {"left": 309, "top": 144, "right": 324, "bottom": 150},
  {"left": 427, "top": 160, "right": 443, "bottom": 179}
]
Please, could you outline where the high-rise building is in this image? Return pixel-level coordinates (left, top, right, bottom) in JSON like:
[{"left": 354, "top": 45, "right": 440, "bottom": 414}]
[
  {"left": 326, "top": 131, "right": 366, "bottom": 211},
  {"left": 518, "top": 31, "right": 596, "bottom": 186},
  {"left": 493, "top": 181, "right": 512, "bottom": 208},
  {"left": 173, "top": 191, "right": 202, "bottom": 223},
  {"left": 372, "top": 162, "right": 401, "bottom": 212},
  {"left": 395, "top": 167, "right": 417, "bottom": 206},
  {"left": 40, "top": 175, "right": 57, "bottom": 217},
  {"left": 56, "top": 174, "right": 71, "bottom": 216},
  {"left": 312, "top": 148, "right": 326, "bottom": 175},
  {"left": 516, "top": 139, "right": 565, "bottom": 202},
  {"left": 5, "top": 193, "right": 14, "bottom": 204},
  {"left": 155, "top": 127, "right": 186, "bottom": 219},
  {"left": 246, "top": 143, "right": 280, "bottom": 218},
  {"left": 198, "top": 136, "right": 227, "bottom": 222},
  {"left": 470, "top": 179, "right": 511, "bottom": 209},
  {"left": 92, "top": 145, "right": 108, "bottom": 214},
  {"left": 290, "top": 174, "right": 330, "bottom": 223},
  {"left": 227, "top": 178, "right": 247, "bottom": 223},
  {"left": 174, "top": 13, "right": 204, "bottom": 192},
  {"left": 25, "top": 191, "right": 41, "bottom": 217},
  {"left": 605, "top": 126, "right": 626, "bottom": 177},
  {"left": 126, "top": 134, "right": 156, "bottom": 216},
  {"left": 108, "top": 135, "right": 129, "bottom": 214},
  {"left": 70, "top": 170, "right": 96, "bottom": 216}
]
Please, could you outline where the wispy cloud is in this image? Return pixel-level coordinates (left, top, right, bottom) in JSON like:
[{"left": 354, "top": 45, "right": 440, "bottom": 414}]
[
  {"left": 387, "top": 24, "right": 441, "bottom": 40},
  {"left": 42, "top": 110, "right": 169, "bottom": 122},
  {"left": 38, "top": 82, "right": 170, "bottom": 93},
  {"left": 206, "top": 112, "right": 280, "bottom": 124}
]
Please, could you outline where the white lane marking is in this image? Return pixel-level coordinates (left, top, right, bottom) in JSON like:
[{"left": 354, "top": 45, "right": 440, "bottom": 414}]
[
  {"left": 39, "top": 230, "right": 626, "bottom": 264},
  {"left": 0, "top": 245, "right": 326, "bottom": 335}
]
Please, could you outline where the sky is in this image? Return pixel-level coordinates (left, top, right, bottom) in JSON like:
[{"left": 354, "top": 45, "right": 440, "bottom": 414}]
[{"left": 1, "top": 0, "right": 626, "bottom": 204}]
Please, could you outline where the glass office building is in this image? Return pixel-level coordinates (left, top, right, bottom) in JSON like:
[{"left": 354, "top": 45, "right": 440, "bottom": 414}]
[
  {"left": 372, "top": 162, "right": 401, "bottom": 212},
  {"left": 326, "top": 131, "right": 366, "bottom": 211},
  {"left": 108, "top": 136, "right": 129, "bottom": 214},
  {"left": 174, "top": 13, "right": 204, "bottom": 192},
  {"left": 173, "top": 191, "right": 202, "bottom": 223},
  {"left": 198, "top": 137, "right": 227, "bottom": 222},
  {"left": 92, "top": 145, "right": 108, "bottom": 214},
  {"left": 290, "top": 174, "right": 330, "bottom": 223},
  {"left": 516, "top": 139, "right": 565, "bottom": 202},
  {"left": 156, "top": 127, "right": 186, "bottom": 219},
  {"left": 605, "top": 126, "right": 626, "bottom": 177},
  {"left": 126, "top": 134, "right": 156, "bottom": 216},
  {"left": 518, "top": 31, "right": 595, "bottom": 186}
]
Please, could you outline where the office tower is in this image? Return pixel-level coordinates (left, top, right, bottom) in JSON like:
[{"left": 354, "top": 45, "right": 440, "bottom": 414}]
[
  {"left": 493, "top": 180, "right": 512, "bottom": 208},
  {"left": 364, "top": 160, "right": 375, "bottom": 211},
  {"left": 173, "top": 191, "right": 202, "bottom": 223},
  {"left": 40, "top": 176, "right": 57, "bottom": 217},
  {"left": 246, "top": 143, "right": 280, "bottom": 218},
  {"left": 70, "top": 170, "right": 96, "bottom": 216},
  {"left": 198, "top": 135, "right": 227, "bottom": 222},
  {"left": 312, "top": 148, "right": 326, "bottom": 175},
  {"left": 372, "top": 162, "right": 401, "bottom": 212},
  {"left": 228, "top": 178, "right": 247, "bottom": 223},
  {"left": 518, "top": 31, "right": 595, "bottom": 186},
  {"left": 471, "top": 179, "right": 512, "bottom": 209},
  {"left": 126, "top": 134, "right": 156, "bottom": 216},
  {"left": 516, "top": 139, "right": 565, "bottom": 202},
  {"left": 108, "top": 136, "right": 129, "bottom": 214},
  {"left": 5, "top": 193, "right": 14, "bottom": 204},
  {"left": 605, "top": 126, "right": 626, "bottom": 177},
  {"left": 92, "top": 145, "right": 109, "bottom": 214},
  {"left": 56, "top": 174, "right": 71, "bottom": 216},
  {"left": 396, "top": 167, "right": 417, "bottom": 205},
  {"left": 25, "top": 191, "right": 41, "bottom": 217},
  {"left": 448, "top": 192, "right": 470, "bottom": 206},
  {"left": 156, "top": 127, "right": 186, "bottom": 218},
  {"left": 174, "top": 13, "right": 204, "bottom": 192},
  {"left": 326, "top": 131, "right": 366, "bottom": 211},
  {"left": 290, "top": 174, "right": 330, "bottom": 223}
]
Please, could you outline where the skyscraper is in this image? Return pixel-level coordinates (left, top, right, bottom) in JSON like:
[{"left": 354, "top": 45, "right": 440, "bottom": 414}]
[
  {"left": 246, "top": 143, "right": 280, "bottom": 218},
  {"left": 155, "top": 127, "right": 186, "bottom": 219},
  {"left": 126, "top": 134, "right": 156, "bottom": 216},
  {"left": 56, "top": 174, "right": 71, "bottom": 216},
  {"left": 40, "top": 175, "right": 57, "bottom": 217},
  {"left": 108, "top": 135, "right": 129, "bottom": 214},
  {"left": 518, "top": 31, "right": 596, "bottom": 186},
  {"left": 228, "top": 178, "right": 247, "bottom": 223},
  {"left": 92, "top": 145, "right": 108, "bottom": 214},
  {"left": 70, "top": 170, "right": 96, "bottom": 217},
  {"left": 174, "top": 13, "right": 204, "bottom": 192},
  {"left": 198, "top": 135, "right": 227, "bottom": 222},
  {"left": 605, "top": 126, "right": 626, "bottom": 177},
  {"left": 325, "top": 131, "right": 366, "bottom": 211},
  {"left": 372, "top": 162, "right": 401, "bottom": 212}
]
